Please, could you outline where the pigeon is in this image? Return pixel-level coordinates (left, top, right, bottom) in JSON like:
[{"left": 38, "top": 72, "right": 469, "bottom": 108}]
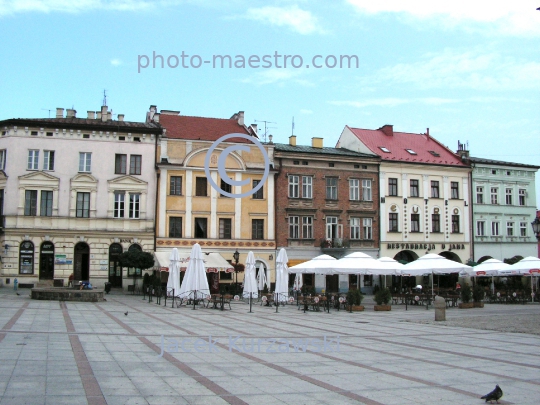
[
  {"left": 124, "top": 311, "right": 128, "bottom": 316},
  {"left": 16, "top": 293, "right": 20, "bottom": 296},
  {"left": 481, "top": 384, "right": 503, "bottom": 403}
]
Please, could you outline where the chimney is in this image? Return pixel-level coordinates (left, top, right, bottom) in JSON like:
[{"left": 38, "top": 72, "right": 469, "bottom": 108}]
[
  {"left": 380, "top": 124, "right": 393, "bottom": 136},
  {"left": 312, "top": 137, "right": 323, "bottom": 148},
  {"left": 96, "top": 111, "right": 101, "bottom": 120},
  {"left": 56, "top": 108, "right": 64, "bottom": 119},
  {"left": 87, "top": 111, "right": 95, "bottom": 119},
  {"left": 117, "top": 114, "right": 124, "bottom": 122},
  {"left": 153, "top": 113, "right": 160, "bottom": 123},
  {"left": 101, "top": 105, "right": 108, "bottom": 122},
  {"left": 426, "top": 128, "right": 430, "bottom": 136},
  {"left": 236, "top": 111, "right": 245, "bottom": 126},
  {"left": 251, "top": 123, "right": 257, "bottom": 134},
  {"left": 457, "top": 141, "right": 470, "bottom": 162},
  {"left": 289, "top": 135, "right": 297, "bottom": 146},
  {"left": 107, "top": 112, "right": 112, "bottom": 121},
  {"left": 66, "top": 109, "right": 76, "bottom": 118}
]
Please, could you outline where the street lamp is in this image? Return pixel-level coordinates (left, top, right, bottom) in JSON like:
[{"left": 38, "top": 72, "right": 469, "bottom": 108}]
[
  {"left": 233, "top": 249, "right": 240, "bottom": 293},
  {"left": 531, "top": 217, "right": 540, "bottom": 240}
]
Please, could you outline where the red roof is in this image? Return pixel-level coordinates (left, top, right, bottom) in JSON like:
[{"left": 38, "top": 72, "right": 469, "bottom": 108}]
[
  {"left": 159, "top": 114, "right": 255, "bottom": 143},
  {"left": 347, "top": 125, "right": 466, "bottom": 166}
]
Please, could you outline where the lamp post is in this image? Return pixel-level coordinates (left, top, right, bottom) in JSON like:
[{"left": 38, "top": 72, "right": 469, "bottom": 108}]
[
  {"left": 531, "top": 217, "right": 540, "bottom": 240},
  {"left": 233, "top": 249, "right": 240, "bottom": 294}
]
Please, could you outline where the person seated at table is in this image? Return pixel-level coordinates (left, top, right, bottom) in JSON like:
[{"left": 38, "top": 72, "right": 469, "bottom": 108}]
[{"left": 455, "top": 282, "right": 461, "bottom": 293}]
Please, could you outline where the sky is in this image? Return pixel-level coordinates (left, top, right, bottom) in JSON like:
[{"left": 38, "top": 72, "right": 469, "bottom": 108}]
[{"left": 1, "top": 0, "right": 539, "bottom": 206}]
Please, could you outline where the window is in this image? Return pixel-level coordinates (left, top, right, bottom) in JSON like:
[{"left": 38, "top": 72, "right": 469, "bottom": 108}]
[
  {"left": 302, "top": 216, "right": 313, "bottom": 239},
  {"left": 76, "top": 192, "right": 90, "bottom": 218},
  {"left": 477, "top": 221, "right": 486, "bottom": 236},
  {"left": 195, "top": 218, "right": 208, "bottom": 238},
  {"left": 491, "top": 169, "right": 497, "bottom": 175},
  {"left": 326, "top": 177, "right": 337, "bottom": 200},
  {"left": 302, "top": 176, "right": 313, "bottom": 199},
  {"left": 114, "top": 192, "right": 125, "bottom": 218},
  {"left": 79, "top": 152, "right": 91, "bottom": 172},
  {"left": 350, "top": 218, "right": 360, "bottom": 239},
  {"left": 451, "top": 182, "right": 459, "bottom": 199},
  {"left": 129, "top": 193, "right": 140, "bottom": 219},
  {"left": 115, "top": 154, "right": 127, "bottom": 174},
  {"left": 252, "top": 219, "right": 264, "bottom": 240},
  {"left": 405, "top": 149, "right": 417, "bottom": 155},
  {"left": 428, "top": 150, "right": 440, "bottom": 157},
  {"left": 520, "top": 222, "right": 527, "bottom": 237},
  {"left": 389, "top": 213, "right": 398, "bottom": 232},
  {"left": 0, "top": 149, "right": 5, "bottom": 170},
  {"left": 490, "top": 187, "right": 498, "bottom": 204},
  {"left": 288, "top": 175, "right": 299, "bottom": 198},
  {"left": 506, "top": 222, "right": 514, "bottom": 236},
  {"left": 169, "top": 217, "right": 182, "bottom": 238},
  {"left": 43, "top": 151, "right": 55, "bottom": 171},
  {"left": 28, "top": 150, "right": 39, "bottom": 170},
  {"left": 379, "top": 147, "right": 390, "bottom": 153},
  {"left": 195, "top": 177, "right": 207, "bottom": 196},
  {"left": 170, "top": 176, "right": 182, "bottom": 196},
  {"left": 220, "top": 179, "right": 232, "bottom": 197},
  {"left": 476, "top": 186, "right": 484, "bottom": 204},
  {"left": 505, "top": 188, "right": 513, "bottom": 205},
  {"left": 252, "top": 180, "right": 263, "bottom": 199},
  {"left": 432, "top": 214, "right": 440, "bottom": 233},
  {"left": 289, "top": 216, "right": 299, "bottom": 239},
  {"left": 491, "top": 221, "right": 500, "bottom": 236},
  {"left": 410, "top": 180, "right": 419, "bottom": 197},
  {"left": 431, "top": 181, "right": 439, "bottom": 198},
  {"left": 411, "top": 214, "right": 420, "bottom": 232},
  {"left": 349, "top": 179, "right": 359, "bottom": 201},
  {"left": 325, "top": 216, "right": 339, "bottom": 239},
  {"left": 24, "top": 190, "right": 37, "bottom": 216},
  {"left": 519, "top": 189, "right": 526, "bottom": 206},
  {"left": 129, "top": 155, "right": 142, "bottom": 175},
  {"left": 219, "top": 218, "right": 232, "bottom": 239},
  {"left": 452, "top": 215, "right": 460, "bottom": 233},
  {"left": 40, "top": 191, "right": 53, "bottom": 216},
  {"left": 363, "top": 218, "right": 372, "bottom": 239},
  {"left": 388, "top": 178, "right": 398, "bottom": 196},
  {"left": 362, "top": 179, "right": 372, "bottom": 201}
]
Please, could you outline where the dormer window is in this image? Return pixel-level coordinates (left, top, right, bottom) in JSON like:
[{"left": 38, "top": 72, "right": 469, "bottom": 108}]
[
  {"left": 379, "top": 147, "right": 391, "bottom": 153},
  {"left": 405, "top": 149, "right": 417, "bottom": 155},
  {"left": 428, "top": 150, "right": 440, "bottom": 157}
]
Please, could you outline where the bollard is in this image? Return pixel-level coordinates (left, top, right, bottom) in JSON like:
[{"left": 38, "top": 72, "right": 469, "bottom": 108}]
[
  {"left": 13, "top": 278, "right": 18, "bottom": 291},
  {"left": 434, "top": 295, "right": 446, "bottom": 321}
]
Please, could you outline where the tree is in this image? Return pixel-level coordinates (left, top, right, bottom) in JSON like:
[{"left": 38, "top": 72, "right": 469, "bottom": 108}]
[{"left": 119, "top": 251, "right": 155, "bottom": 286}]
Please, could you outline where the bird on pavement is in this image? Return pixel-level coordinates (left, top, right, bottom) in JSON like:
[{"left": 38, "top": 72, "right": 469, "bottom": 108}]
[
  {"left": 16, "top": 293, "right": 20, "bottom": 296},
  {"left": 124, "top": 311, "right": 128, "bottom": 316},
  {"left": 481, "top": 384, "right": 503, "bottom": 403}
]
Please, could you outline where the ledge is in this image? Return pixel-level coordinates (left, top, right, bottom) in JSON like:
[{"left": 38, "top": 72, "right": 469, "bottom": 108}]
[{"left": 31, "top": 288, "right": 104, "bottom": 302}]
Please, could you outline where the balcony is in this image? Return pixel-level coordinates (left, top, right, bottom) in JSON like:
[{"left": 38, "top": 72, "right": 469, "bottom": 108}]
[{"left": 320, "top": 238, "right": 350, "bottom": 250}]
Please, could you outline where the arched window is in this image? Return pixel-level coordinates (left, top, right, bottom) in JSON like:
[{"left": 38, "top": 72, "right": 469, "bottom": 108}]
[{"left": 19, "top": 241, "right": 35, "bottom": 274}]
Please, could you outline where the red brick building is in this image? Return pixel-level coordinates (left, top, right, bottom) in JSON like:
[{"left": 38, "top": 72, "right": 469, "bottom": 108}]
[{"left": 274, "top": 136, "right": 380, "bottom": 292}]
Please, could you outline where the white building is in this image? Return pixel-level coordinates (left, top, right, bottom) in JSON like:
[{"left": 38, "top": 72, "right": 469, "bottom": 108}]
[{"left": 0, "top": 106, "right": 161, "bottom": 289}]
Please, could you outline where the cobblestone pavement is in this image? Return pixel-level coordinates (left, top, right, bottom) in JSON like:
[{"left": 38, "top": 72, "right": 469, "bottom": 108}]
[{"left": 0, "top": 288, "right": 539, "bottom": 405}]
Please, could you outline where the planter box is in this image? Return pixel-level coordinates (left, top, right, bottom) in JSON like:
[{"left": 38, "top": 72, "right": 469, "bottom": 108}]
[
  {"left": 374, "top": 304, "right": 391, "bottom": 311},
  {"left": 350, "top": 305, "right": 364, "bottom": 312},
  {"left": 458, "top": 302, "right": 473, "bottom": 309},
  {"left": 473, "top": 302, "right": 484, "bottom": 308}
]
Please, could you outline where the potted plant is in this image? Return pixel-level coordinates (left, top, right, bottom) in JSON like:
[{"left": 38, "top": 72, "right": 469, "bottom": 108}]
[
  {"left": 374, "top": 287, "right": 392, "bottom": 311},
  {"left": 459, "top": 283, "right": 473, "bottom": 308},
  {"left": 346, "top": 289, "right": 365, "bottom": 311},
  {"left": 472, "top": 284, "right": 485, "bottom": 308}
]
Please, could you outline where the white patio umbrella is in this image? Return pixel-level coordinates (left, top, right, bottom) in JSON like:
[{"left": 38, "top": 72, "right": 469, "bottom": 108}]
[
  {"left": 288, "top": 254, "right": 337, "bottom": 274},
  {"left": 467, "top": 259, "right": 510, "bottom": 294},
  {"left": 275, "top": 248, "right": 289, "bottom": 302},
  {"left": 505, "top": 256, "right": 540, "bottom": 298},
  {"left": 293, "top": 273, "right": 303, "bottom": 291},
  {"left": 332, "top": 252, "right": 383, "bottom": 275},
  {"left": 243, "top": 252, "right": 258, "bottom": 299},
  {"left": 376, "top": 257, "right": 404, "bottom": 288},
  {"left": 399, "top": 253, "right": 471, "bottom": 295},
  {"left": 257, "top": 263, "right": 267, "bottom": 291},
  {"left": 178, "top": 243, "right": 210, "bottom": 300},
  {"left": 166, "top": 248, "right": 181, "bottom": 297}
]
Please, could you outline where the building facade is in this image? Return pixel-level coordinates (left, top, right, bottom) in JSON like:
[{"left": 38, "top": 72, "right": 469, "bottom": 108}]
[
  {"left": 0, "top": 106, "right": 161, "bottom": 289},
  {"left": 468, "top": 156, "right": 539, "bottom": 262},
  {"left": 337, "top": 125, "right": 472, "bottom": 283},
  {"left": 274, "top": 136, "right": 380, "bottom": 293},
  {"left": 151, "top": 108, "right": 276, "bottom": 293}
]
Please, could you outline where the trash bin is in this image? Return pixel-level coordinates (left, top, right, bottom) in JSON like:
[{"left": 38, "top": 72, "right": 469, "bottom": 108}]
[{"left": 104, "top": 282, "right": 112, "bottom": 294}]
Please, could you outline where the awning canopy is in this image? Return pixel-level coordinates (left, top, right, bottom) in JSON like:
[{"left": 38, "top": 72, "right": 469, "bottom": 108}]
[{"left": 154, "top": 250, "right": 234, "bottom": 273}]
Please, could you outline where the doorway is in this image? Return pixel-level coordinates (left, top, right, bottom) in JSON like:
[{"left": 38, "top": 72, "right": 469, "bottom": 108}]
[
  {"left": 74, "top": 242, "right": 90, "bottom": 282},
  {"left": 325, "top": 274, "right": 339, "bottom": 293},
  {"left": 109, "top": 243, "right": 123, "bottom": 288},
  {"left": 39, "top": 241, "right": 55, "bottom": 280}
]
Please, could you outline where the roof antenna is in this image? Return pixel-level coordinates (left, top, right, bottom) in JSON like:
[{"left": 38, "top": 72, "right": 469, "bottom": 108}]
[
  {"left": 41, "top": 108, "right": 52, "bottom": 118},
  {"left": 254, "top": 119, "right": 277, "bottom": 143},
  {"left": 102, "top": 89, "right": 107, "bottom": 106}
]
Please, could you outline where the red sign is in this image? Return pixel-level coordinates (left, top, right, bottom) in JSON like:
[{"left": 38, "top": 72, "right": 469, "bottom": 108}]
[
  {"left": 476, "top": 271, "right": 486, "bottom": 276},
  {"left": 529, "top": 269, "right": 540, "bottom": 274}
]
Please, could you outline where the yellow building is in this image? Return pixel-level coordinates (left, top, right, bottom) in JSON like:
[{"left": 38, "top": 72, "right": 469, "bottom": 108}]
[{"left": 149, "top": 107, "right": 276, "bottom": 293}]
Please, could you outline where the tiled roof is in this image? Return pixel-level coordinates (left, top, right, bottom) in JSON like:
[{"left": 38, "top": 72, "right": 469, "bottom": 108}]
[
  {"left": 347, "top": 126, "right": 467, "bottom": 166},
  {"left": 160, "top": 114, "right": 255, "bottom": 143},
  {"left": 469, "top": 156, "right": 540, "bottom": 169},
  {"left": 274, "top": 143, "right": 378, "bottom": 158},
  {"left": 0, "top": 117, "right": 161, "bottom": 133}
]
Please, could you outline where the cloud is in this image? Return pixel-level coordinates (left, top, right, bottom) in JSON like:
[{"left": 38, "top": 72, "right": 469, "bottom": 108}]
[
  {"left": 300, "top": 109, "right": 313, "bottom": 114},
  {"left": 243, "top": 5, "right": 325, "bottom": 35},
  {"left": 110, "top": 58, "right": 122, "bottom": 66},
  {"left": 346, "top": 0, "right": 540, "bottom": 36},
  {"left": 363, "top": 49, "right": 540, "bottom": 91},
  {"left": 329, "top": 97, "right": 459, "bottom": 108},
  {"left": 241, "top": 68, "right": 313, "bottom": 86}
]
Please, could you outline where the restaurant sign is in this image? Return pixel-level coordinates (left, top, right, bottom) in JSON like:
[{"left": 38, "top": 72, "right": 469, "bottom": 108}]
[{"left": 387, "top": 243, "right": 466, "bottom": 250}]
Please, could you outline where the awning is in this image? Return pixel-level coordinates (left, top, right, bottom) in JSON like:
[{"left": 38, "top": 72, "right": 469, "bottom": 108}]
[{"left": 154, "top": 250, "right": 234, "bottom": 273}]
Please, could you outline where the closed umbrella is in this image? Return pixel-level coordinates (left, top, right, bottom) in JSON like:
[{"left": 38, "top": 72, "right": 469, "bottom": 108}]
[
  {"left": 243, "top": 251, "right": 258, "bottom": 299},
  {"left": 166, "top": 248, "right": 181, "bottom": 297},
  {"left": 179, "top": 243, "right": 210, "bottom": 302},
  {"left": 275, "top": 248, "right": 289, "bottom": 302},
  {"left": 293, "top": 273, "right": 303, "bottom": 292},
  {"left": 257, "top": 263, "right": 267, "bottom": 291}
]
